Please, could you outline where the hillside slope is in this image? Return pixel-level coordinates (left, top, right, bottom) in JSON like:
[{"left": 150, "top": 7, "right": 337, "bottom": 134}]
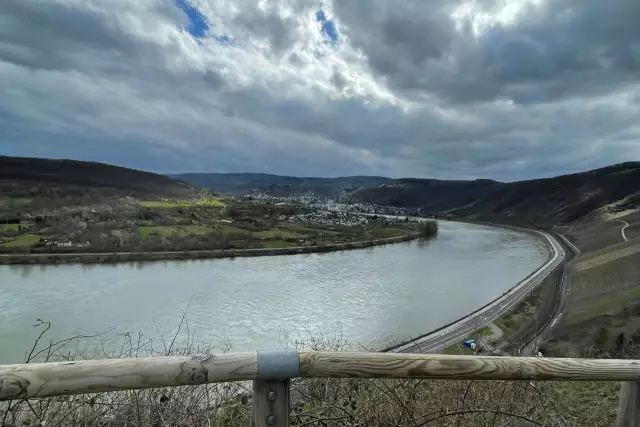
[
  {"left": 347, "top": 163, "right": 640, "bottom": 226},
  {"left": 0, "top": 156, "right": 194, "bottom": 199},
  {"left": 171, "top": 172, "right": 390, "bottom": 197}
]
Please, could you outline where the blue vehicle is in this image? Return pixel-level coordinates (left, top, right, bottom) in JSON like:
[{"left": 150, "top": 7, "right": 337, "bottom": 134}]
[{"left": 463, "top": 339, "right": 476, "bottom": 349}]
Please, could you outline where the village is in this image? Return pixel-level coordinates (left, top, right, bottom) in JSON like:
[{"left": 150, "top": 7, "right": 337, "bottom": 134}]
[{"left": 239, "top": 191, "right": 412, "bottom": 226}]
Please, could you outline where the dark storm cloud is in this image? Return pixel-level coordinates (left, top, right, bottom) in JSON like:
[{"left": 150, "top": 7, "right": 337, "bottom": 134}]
[
  {"left": 0, "top": 0, "right": 638, "bottom": 180},
  {"left": 334, "top": 0, "right": 640, "bottom": 105}
]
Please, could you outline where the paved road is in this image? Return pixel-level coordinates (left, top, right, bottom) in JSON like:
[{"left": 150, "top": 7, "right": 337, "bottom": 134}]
[{"left": 390, "top": 230, "right": 565, "bottom": 354}]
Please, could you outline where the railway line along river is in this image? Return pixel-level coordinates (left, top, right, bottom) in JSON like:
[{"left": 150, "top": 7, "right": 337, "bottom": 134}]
[{"left": 0, "top": 221, "right": 549, "bottom": 363}]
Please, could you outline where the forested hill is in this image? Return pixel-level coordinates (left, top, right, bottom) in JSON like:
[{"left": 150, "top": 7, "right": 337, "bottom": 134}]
[
  {"left": 170, "top": 172, "right": 390, "bottom": 197},
  {"left": 346, "top": 163, "right": 640, "bottom": 226},
  {"left": 0, "top": 156, "right": 194, "bottom": 198}
]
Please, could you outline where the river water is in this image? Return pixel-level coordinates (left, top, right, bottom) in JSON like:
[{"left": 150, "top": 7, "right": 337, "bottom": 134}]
[{"left": 0, "top": 221, "right": 548, "bottom": 363}]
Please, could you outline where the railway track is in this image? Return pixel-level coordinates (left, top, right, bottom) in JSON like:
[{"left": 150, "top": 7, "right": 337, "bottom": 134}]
[{"left": 497, "top": 233, "right": 577, "bottom": 356}]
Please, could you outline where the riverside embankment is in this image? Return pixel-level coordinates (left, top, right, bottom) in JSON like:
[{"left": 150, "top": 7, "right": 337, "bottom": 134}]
[{"left": 0, "top": 233, "right": 420, "bottom": 265}]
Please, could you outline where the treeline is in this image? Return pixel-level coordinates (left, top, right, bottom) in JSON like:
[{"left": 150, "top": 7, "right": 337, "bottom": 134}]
[{"left": 417, "top": 220, "right": 438, "bottom": 237}]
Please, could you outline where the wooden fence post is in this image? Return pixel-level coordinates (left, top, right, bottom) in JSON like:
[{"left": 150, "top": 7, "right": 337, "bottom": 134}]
[
  {"left": 252, "top": 379, "right": 290, "bottom": 427},
  {"left": 617, "top": 381, "right": 640, "bottom": 427}
]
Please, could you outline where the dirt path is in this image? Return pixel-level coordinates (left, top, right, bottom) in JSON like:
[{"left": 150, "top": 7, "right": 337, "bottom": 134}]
[{"left": 619, "top": 219, "right": 630, "bottom": 242}]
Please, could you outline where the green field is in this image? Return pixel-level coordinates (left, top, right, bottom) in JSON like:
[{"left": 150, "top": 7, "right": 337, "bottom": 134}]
[
  {"left": 1, "top": 234, "right": 41, "bottom": 247},
  {"left": 252, "top": 229, "right": 306, "bottom": 239},
  {"left": 138, "top": 225, "right": 209, "bottom": 238},
  {"left": 262, "top": 240, "right": 296, "bottom": 248},
  {"left": 138, "top": 224, "right": 247, "bottom": 238},
  {"left": 141, "top": 197, "right": 225, "bottom": 209},
  {"left": 0, "top": 223, "right": 33, "bottom": 231},
  {"left": 0, "top": 224, "right": 21, "bottom": 231}
]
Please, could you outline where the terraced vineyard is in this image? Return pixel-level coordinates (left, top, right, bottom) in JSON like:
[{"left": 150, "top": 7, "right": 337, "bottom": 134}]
[
  {"left": 567, "top": 241, "right": 640, "bottom": 308},
  {"left": 627, "top": 224, "right": 640, "bottom": 240},
  {"left": 564, "top": 219, "right": 626, "bottom": 254},
  {"left": 621, "top": 211, "right": 640, "bottom": 240}
]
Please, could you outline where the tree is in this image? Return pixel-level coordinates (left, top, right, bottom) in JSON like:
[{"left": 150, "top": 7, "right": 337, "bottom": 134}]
[{"left": 417, "top": 220, "right": 438, "bottom": 237}]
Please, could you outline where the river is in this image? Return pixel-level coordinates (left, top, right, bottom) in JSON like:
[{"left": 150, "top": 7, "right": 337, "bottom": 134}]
[{"left": 0, "top": 221, "right": 548, "bottom": 363}]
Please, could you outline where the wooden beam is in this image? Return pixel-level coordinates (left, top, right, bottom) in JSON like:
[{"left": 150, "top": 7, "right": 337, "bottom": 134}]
[
  {"left": 252, "top": 380, "right": 290, "bottom": 427},
  {"left": 5, "top": 351, "right": 640, "bottom": 402},
  {"left": 0, "top": 353, "right": 258, "bottom": 401},
  {"left": 299, "top": 352, "right": 640, "bottom": 381}
]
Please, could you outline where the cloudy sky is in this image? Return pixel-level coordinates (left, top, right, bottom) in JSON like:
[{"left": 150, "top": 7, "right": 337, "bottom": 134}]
[{"left": 1, "top": 0, "right": 639, "bottom": 180}]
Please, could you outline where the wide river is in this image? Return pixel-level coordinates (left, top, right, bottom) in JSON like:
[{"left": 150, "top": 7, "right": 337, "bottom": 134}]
[{"left": 0, "top": 221, "right": 549, "bottom": 363}]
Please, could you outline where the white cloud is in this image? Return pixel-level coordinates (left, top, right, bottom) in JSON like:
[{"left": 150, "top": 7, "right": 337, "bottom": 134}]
[{"left": 0, "top": 0, "right": 639, "bottom": 180}]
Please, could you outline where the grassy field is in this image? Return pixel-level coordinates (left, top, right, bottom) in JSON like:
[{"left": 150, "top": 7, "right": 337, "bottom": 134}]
[
  {"left": 138, "top": 225, "right": 215, "bottom": 238},
  {"left": 252, "top": 229, "right": 306, "bottom": 239},
  {"left": 262, "top": 240, "right": 296, "bottom": 248},
  {"left": 141, "top": 197, "right": 225, "bottom": 209},
  {"left": 1, "top": 233, "right": 41, "bottom": 247},
  {"left": 136, "top": 224, "right": 309, "bottom": 239},
  {"left": 0, "top": 222, "right": 34, "bottom": 232},
  {"left": 1, "top": 224, "right": 21, "bottom": 231}
]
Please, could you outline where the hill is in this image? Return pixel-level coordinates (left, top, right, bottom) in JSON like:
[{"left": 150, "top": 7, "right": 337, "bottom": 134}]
[
  {"left": 0, "top": 156, "right": 194, "bottom": 199},
  {"left": 170, "top": 172, "right": 390, "bottom": 197},
  {"left": 346, "top": 163, "right": 640, "bottom": 226}
]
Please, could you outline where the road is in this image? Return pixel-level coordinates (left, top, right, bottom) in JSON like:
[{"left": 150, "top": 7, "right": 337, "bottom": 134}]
[{"left": 390, "top": 230, "right": 565, "bottom": 354}]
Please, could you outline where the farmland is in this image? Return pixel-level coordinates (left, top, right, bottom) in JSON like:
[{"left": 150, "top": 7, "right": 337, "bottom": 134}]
[
  {"left": 550, "top": 208, "right": 640, "bottom": 322},
  {"left": 0, "top": 233, "right": 41, "bottom": 248},
  {"left": 566, "top": 241, "right": 640, "bottom": 308},
  {"left": 140, "top": 196, "right": 225, "bottom": 209},
  {"left": 0, "top": 192, "right": 426, "bottom": 262},
  {"left": 561, "top": 219, "right": 627, "bottom": 254}
]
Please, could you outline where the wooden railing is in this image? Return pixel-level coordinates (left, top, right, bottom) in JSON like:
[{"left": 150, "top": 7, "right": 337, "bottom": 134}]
[{"left": 1, "top": 351, "right": 639, "bottom": 426}]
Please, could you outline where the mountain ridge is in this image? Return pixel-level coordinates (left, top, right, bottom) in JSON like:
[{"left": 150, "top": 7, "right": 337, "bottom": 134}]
[
  {"left": 0, "top": 155, "right": 194, "bottom": 198},
  {"left": 347, "top": 162, "right": 640, "bottom": 226},
  {"left": 170, "top": 172, "right": 391, "bottom": 197}
]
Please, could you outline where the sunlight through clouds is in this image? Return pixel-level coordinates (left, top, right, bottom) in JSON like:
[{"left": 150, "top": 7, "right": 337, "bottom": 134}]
[{"left": 1, "top": 0, "right": 639, "bottom": 179}]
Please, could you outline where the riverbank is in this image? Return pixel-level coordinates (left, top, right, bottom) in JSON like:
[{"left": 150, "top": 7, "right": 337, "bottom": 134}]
[{"left": 0, "top": 232, "right": 422, "bottom": 265}]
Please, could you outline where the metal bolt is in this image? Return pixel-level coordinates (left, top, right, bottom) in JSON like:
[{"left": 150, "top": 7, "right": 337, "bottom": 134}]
[
  {"left": 266, "top": 415, "right": 277, "bottom": 425},
  {"left": 267, "top": 391, "right": 277, "bottom": 401}
]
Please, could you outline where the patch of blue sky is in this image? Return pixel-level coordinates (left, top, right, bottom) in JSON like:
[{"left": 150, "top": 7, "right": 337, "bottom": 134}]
[
  {"left": 175, "top": 0, "right": 209, "bottom": 38},
  {"left": 315, "top": 10, "right": 339, "bottom": 44},
  {"left": 174, "top": 0, "right": 234, "bottom": 46},
  {"left": 313, "top": 9, "right": 340, "bottom": 58}
]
